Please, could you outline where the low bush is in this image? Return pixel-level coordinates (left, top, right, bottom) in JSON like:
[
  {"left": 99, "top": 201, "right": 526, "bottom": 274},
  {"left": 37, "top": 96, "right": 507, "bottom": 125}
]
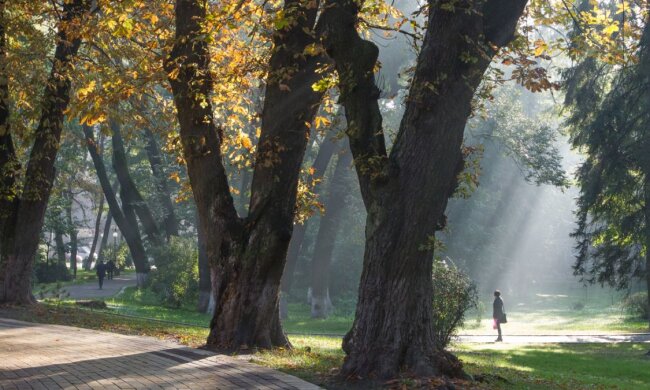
[
  {"left": 622, "top": 292, "right": 648, "bottom": 320},
  {"left": 148, "top": 237, "right": 199, "bottom": 307},
  {"left": 431, "top": 260, "right": 478, "bottom": 349},
  {"left": 34, "top": 262, "right": 71, "bottom": 284}
]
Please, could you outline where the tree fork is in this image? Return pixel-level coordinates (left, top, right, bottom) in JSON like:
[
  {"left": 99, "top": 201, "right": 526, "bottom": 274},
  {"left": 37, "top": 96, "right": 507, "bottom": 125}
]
[
  {"left": 167, "top": 0, "right": 327, "bottom": 349},
  {"left": 321, "top": 0, "right": 527, "bottom": 379}
]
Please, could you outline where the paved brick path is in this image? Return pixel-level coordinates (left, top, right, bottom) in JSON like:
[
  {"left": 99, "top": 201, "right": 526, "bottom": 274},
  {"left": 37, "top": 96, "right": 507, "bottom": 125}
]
[{"left": 0, "top": 318, "right": 321, "bottom": 390}]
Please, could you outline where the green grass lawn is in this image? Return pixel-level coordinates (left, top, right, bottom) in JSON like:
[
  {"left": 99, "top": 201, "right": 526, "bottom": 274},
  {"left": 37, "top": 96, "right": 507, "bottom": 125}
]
[
  {"left": 2, "top": 303, "right": 649, "bottom": 389},
  {"left": 453, "top": 342, "right": 650, "bottom": 389},
  {"left": 105, "top": 287, "right": 211, "bottom": 326},
  {"left": 33, "top": 269, "right": 100, "bottom": 297},
  {"left": 82, "top": 286, "right": 649, "bottom": 337}
]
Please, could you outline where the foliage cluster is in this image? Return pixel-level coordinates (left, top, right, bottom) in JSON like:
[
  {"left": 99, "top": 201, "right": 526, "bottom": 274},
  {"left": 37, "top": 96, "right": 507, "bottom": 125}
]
[
  {"left": 431, "top": 260, "right": 478, "bottom": 349},
  {"left": 147, "top": 237, "right": 199, "bottom": 307},
  {"left": 622, "top": 292, "right": 649, "bottom": 320},
  {"left": 100, "top": 243, "right": 132, "bottom": 270}
]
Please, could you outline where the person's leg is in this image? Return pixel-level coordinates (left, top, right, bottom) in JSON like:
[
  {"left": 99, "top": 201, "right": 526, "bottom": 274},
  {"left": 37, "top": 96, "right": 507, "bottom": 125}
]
[
  {"left": 496, "top": 320, "right": 502, "bottom": 341},
  {"left": 99, "top": 277, "right": 104, "bottom": 289}
]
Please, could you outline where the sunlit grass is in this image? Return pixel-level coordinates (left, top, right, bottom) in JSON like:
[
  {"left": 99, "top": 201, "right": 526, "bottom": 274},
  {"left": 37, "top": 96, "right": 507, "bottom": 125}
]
[
  {"left": 3, "top": 303, "right": 649, "bottom": 389},
  {"left": 454, "top": 343, "right": 650, "bottom": 389},
  {"left": 105, "top": 287, "right": 211, "bottom": 326}
]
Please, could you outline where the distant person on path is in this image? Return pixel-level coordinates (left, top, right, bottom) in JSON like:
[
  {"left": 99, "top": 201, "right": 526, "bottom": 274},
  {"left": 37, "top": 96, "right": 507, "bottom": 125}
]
[
  {"left": 493, "top": 290, "right": 504, "bottom": 342},
  {"left": 96, "top": 260, "right": 107, "bottom": 290},
  {"left": 106, "top": 259, "right": 115, "bottom": 280}
]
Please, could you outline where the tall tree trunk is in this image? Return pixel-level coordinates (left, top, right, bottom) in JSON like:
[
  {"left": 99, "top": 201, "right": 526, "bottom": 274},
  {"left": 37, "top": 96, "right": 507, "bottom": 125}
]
[
  {"left": 196, "top": 215, "right": 211, "bottom": 313},
  {"left": 144, "top": 128, "right": 179, "bottom": 238},
  {"left": 645, "top": 180, "right": 650, "bottom": 329},
  {"left": 97, "top": 209, "right": 113, "bottom": 264},
  {"left": 86, "top": 194, "right": 105, "bottom": 270},
  {"left": 310, "top": 144, "right": 352, "bottom": 318},
  {"left": 321, "top": 0, "right": 527, "bottom": 378},
  {"left": 167, "top": 0, "right": 325, "bottom": 349},
  {"left": 111, "top": 121, "right": 163, "bottom": 246},
  {"left": 86, "top": 134, "right": 107, "bottom": 270},
  {"left": 83, "top": 125, "right": 150, "bottom": 285},
  {"left": 0, "top": 0, "right": 18, "bottom": 294},
  {"left": 64, "top": 188, "right": 78, "bottom": 278},
  {"left": 2, "top": 0, "right": 92, "bottom": 304},
  {"left": 55, "top": 229, "right": 66, "bottom": 267},
  {"left": 280, "top": 134, "right": 338, "bottom": 318}
]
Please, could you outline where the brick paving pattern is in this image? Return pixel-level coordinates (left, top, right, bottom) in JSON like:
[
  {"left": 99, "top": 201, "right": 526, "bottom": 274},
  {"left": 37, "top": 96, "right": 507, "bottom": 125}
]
[{"left": 0, "top": 318, "right": 321, "bottom": 390}]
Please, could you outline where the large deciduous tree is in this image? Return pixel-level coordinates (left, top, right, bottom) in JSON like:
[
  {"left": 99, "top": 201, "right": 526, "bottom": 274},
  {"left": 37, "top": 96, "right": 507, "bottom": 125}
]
[
  {"left": 166, "top": 0, "right": 326, "bottom": 348},
  {"left": 320, "top": 0, "right": 527, "bottom": 378},
  {"left": 0, "top": 0, "right": 93, "bottom": 304}
]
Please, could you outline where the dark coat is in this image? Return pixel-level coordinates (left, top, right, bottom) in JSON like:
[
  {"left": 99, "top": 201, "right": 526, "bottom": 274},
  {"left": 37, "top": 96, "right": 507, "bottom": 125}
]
[
  {"left": 106, "top": 260, "right": 115, "bottom": 271},
  {"left": 493, "top": 296, "right": 504, "bottom": 319},
  {"left": 96, "top": 263, "right": 107, "bottom": 278}
]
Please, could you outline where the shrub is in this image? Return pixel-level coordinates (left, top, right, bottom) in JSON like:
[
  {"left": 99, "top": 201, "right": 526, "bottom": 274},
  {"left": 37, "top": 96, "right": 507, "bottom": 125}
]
[
  {"left": 100, "top": 243, "right": 133, "bottom": 270},
  {"left": 431, "top": 260, "right": 478, "bottom": 349},
  {"left": 34, "top": 262, "right": 71, "bottom": 284},
  {"left": 622, "top": 292, "right": 648, "bottom": 320},
  {"left": 148, "top": 237, "right": 199, "bottom": 307}
]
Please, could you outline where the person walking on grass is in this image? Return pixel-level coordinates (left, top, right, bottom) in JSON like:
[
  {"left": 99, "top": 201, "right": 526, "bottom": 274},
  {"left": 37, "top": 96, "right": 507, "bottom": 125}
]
[
  {"left": 493, "top": 290, "right": 505, "bottom": 342},
  {"left": 106, "top": 259, "right": 115, "bottom": 280},
  {"left": 96, "top": 260, "right": 107, "bottom": 290}
]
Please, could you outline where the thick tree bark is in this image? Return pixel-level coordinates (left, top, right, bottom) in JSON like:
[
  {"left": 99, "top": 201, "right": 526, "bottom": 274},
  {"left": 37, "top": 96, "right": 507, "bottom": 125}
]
[
  {"left": 280, "top": 134, "right": 338, "bottom": 318},
  {"left": 310, "top": 144, "right": 351, "bottom": 318},
  {"left": 144, "top": 128, "right": 179, "bottom": 238},
  {"left": 167, "top": 0, "right": 325, "bottom": 349},
  {"left": 83, "top": 125, "right": 150, "bottom": 283},
  {"left": 0, "top": 0, "right": 18, "bottom": 291},
  {"left": 1, "top": 0, "right": 92, "bottom": 304},
  {"left": 643, "top": 180, "right": 650, "bottom": 329},
  {"left": 86, "top": 194, "right": 105, "bottom": 270},
  {"left": 321, "top": 0, "right": 527, "bottom": 379},
  {"left": 196, "top": 213, "right": 211, "bottom": 313},
  {"left": 111, "top": 121, "right": 163, "bottom": 246}
]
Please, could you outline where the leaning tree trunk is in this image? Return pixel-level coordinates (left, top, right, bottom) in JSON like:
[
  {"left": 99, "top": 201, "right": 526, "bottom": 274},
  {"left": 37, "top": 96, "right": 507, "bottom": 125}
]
[
  {"left": 321, "top": 0, "right": 527, "bottom": 379},
  {"left": 280, "top": 134, "right": 338, "bottom": 318},
  {"left": 86, "top": 135, "right": 108, "bottom": 270},
  {"left": 111, "top": 121, "right": 163, "bottom": 246},
  {"left": 167, "top": 0, "right": 325, "bottom": 349},
  {"left": 144, "top": 128, "right": 179, "bottom": 239},
  {"left": 97, "top": 209, "right": 112, "bottom": 264},
  {"left": 86, "top": 194, "right": 105, "bottom": 270},
  {"left": 83, "top": 125, "right": 150, "bottom": 285},
  {"left": 2, "top": 0, "right": 92, "bottom": 304}
]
